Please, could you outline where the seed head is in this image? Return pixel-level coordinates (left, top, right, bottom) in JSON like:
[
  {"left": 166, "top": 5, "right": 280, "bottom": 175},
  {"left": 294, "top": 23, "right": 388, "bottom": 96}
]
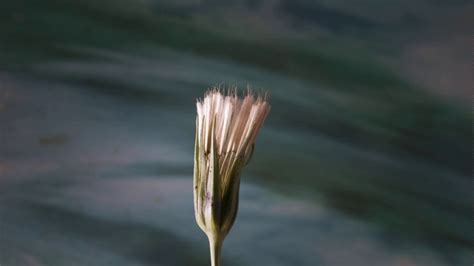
[{"left": 193, "top": 87, "right": 270, "bottom": 265}]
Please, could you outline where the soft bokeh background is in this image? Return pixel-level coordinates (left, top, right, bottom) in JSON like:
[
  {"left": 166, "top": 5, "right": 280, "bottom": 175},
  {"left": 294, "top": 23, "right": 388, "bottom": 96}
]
[{"left": 0, "top": 1, "right": 471, "bottom": 265}]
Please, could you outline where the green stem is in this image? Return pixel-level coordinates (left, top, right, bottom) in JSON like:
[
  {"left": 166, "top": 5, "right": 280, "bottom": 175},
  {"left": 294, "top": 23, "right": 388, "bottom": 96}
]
[{"left": 208, "top": 236, "right": 222, "bottom": 266}]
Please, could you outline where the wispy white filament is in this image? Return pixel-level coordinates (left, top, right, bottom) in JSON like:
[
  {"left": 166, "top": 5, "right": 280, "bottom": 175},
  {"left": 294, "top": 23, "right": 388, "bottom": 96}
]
[{"left": 196, "top": 88, "right": 270, "bottom": 190}]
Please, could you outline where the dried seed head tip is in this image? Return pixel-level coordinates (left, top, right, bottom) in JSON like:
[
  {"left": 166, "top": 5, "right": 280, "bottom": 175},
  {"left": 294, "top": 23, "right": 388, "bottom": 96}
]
[{"left": 196, "top": 88, "right": 270, "bottom": 160}]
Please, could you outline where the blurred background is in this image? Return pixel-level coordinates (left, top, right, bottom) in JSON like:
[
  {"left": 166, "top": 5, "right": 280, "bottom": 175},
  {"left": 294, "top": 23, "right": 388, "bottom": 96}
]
[{"left": 0, "top": 0, "right": 472, "bottom": 265}]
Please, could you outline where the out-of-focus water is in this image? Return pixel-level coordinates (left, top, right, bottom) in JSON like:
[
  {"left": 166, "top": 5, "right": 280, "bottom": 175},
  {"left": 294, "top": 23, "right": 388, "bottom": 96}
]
[{"left": 0, "top": 1, "right": 471, "bottom": 265}]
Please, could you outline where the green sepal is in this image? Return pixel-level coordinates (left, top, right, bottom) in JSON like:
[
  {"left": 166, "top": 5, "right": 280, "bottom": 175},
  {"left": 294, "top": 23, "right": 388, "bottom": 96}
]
[
  {"left": 219, "top": 160, "right": 242, "bottom": 236},
  {"left": 208, "top": 118, "right": 221, "bottom": 232},
  {"left": 194, "top": 117, "right": 206, "bottom": 231}
]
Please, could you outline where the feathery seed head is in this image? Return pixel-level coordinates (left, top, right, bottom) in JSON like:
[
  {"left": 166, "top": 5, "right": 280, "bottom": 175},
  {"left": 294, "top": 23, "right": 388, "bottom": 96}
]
[{"left": 193, "top": 87, "right": 270, "bottom": 263}]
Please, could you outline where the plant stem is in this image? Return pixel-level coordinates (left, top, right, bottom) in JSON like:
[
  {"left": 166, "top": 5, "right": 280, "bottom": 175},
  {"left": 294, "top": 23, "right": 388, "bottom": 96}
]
[{"left": 208, "top": 236, "right": 222, "bottom": 266}]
